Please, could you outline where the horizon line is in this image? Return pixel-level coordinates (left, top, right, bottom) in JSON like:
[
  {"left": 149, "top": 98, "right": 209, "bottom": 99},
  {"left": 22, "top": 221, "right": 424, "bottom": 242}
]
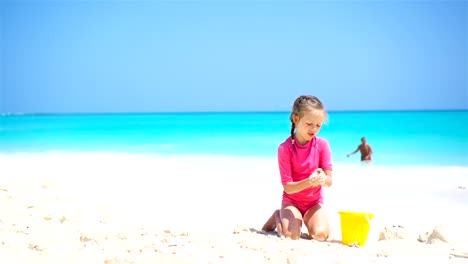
[{"left": 1, "top": 108, "right": 467, "bottom": 116}]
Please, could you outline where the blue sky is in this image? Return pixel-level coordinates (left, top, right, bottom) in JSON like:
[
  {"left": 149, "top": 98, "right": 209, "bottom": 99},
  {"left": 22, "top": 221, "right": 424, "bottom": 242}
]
[{"left": 1, "top": 0, "right": 467, "bottom": 113}]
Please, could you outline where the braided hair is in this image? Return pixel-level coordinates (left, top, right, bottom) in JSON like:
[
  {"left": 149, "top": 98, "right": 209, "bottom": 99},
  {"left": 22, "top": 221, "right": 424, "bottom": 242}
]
[{"left": 290, "top": 95, "right": 327, "bottom": 144}]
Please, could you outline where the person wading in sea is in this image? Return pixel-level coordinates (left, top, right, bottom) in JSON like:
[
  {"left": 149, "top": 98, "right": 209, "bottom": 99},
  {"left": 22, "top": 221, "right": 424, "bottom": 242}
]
[{"left": 347, "top": 137, "right": 373, "bottom": 164}]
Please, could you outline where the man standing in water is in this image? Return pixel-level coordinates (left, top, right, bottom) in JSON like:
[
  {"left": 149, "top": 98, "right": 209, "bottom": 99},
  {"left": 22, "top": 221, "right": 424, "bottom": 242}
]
[{"left": 347, "top": 137, "right": 373, "bottom": 164}]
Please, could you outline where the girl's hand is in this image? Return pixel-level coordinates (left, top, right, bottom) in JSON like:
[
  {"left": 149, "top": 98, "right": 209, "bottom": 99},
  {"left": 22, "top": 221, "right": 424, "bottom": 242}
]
[{"left": 309, "top": 168, "right": 325, "bottom": 186}]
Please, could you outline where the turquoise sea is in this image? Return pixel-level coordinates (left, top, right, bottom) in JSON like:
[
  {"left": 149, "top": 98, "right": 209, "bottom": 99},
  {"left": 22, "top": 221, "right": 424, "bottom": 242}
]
[{"left": 1, "top": 111, "right": 467, "bottom": 166}]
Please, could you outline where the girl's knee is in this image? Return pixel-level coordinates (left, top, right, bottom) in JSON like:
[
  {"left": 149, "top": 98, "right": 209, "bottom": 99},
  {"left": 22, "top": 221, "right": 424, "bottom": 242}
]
[
  {"left": 280, "top": 221, "right": 302, "bottom": 240},
  {"left": 310, "top": 229, "right": 329, "bottom": 241},
  {"left": 283, "top": 230, "right": 301, "bottom": 240}
]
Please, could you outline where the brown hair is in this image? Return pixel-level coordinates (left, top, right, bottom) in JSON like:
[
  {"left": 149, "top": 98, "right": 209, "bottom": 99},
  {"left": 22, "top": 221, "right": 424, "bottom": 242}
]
[{"left": 290, "top": 95, "right": 328, "bottom": 144}]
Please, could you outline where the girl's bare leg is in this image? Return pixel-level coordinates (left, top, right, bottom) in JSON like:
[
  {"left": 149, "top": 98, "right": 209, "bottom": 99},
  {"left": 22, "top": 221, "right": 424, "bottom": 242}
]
[
  {"left": 262, "top": 210, "right": 278, "bottom": 232},
  {"left": 303, "top": 204, "right": 330, "bottom": 241},
  {"left": 262, "top": 210, "right": 283, "bottom": 236},
  {"left": 280, "top": 205, "right": 303, "bottom": 240}
]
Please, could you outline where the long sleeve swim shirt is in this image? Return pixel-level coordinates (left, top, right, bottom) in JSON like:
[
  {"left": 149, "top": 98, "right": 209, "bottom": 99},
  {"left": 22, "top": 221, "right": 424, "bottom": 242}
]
[{"left": 278, "top": 136, "right": 333, "bottom": 208}]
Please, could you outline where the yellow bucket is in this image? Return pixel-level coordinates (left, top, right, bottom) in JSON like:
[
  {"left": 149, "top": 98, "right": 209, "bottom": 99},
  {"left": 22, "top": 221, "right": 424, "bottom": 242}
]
[{"left": 339, "top": 211, "right": 374, "bottom": 247}]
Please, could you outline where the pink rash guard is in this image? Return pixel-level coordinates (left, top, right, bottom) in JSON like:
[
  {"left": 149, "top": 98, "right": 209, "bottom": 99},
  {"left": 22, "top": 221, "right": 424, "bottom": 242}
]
[{"left": 278, "top": 136, "right": 333, "bottom": 215}]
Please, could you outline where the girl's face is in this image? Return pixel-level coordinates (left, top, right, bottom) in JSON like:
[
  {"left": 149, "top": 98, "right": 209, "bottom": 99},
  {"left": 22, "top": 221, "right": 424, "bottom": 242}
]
[{"left": 293, "top": 109, "right": 325, "bottom": 145}]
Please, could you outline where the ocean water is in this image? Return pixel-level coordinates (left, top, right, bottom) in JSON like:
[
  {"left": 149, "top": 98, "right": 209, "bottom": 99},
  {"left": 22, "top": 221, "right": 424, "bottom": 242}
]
[{"left": 1, "top": 111, "right": 467, "bottom": 166}]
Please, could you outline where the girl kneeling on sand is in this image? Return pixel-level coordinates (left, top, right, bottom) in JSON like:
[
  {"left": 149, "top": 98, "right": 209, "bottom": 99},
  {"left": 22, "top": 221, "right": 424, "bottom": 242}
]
[{"left": 262, "top": 95, "right": 333, "bottom": 241}]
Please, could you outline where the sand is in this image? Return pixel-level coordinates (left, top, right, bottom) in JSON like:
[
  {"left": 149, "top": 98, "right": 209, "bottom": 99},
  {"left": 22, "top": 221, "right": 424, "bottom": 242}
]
[{"left": 1, "top": 152, "right": 467, "bottom": 263}]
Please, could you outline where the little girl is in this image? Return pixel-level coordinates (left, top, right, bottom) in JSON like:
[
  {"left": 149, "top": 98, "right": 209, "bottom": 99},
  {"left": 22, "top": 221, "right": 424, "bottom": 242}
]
[{"left": 262, "top": 95, "right": 333, "bottom": 241}]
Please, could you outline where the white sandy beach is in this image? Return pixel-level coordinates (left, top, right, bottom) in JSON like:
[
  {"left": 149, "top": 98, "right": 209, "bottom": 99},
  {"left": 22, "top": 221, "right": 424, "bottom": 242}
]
[{"left": 1, "top": 152, "right": 467, "bottom": 263}]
